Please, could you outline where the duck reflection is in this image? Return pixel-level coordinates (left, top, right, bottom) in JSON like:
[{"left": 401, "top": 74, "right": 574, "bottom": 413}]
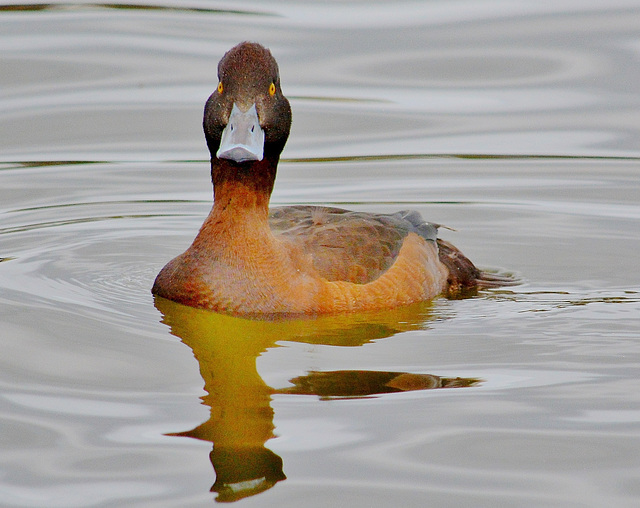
[{"left": 154, "top": 297, "right": 479, "bottom": 502}]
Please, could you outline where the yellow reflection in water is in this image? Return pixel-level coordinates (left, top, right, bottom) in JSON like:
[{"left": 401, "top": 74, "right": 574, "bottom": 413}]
[{"left": 155, "top": 297, "right": 479, "bottom": 502}]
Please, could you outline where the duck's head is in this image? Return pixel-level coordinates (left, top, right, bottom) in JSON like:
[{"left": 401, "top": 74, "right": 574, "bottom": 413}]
[{"left": 204, "top": 42, "right": 292, "bottom": 165}]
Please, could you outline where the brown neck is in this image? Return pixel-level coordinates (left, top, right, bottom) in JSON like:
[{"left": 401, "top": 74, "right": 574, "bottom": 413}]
[
  {"left": 213, "top": 155, "right": 276, "bottom": 203},
  {"left": 212, "top": 157, "right": 278, "bottom": 215},
  {"left": 193, "top": 157, "right": 278, "bottom": 250}
]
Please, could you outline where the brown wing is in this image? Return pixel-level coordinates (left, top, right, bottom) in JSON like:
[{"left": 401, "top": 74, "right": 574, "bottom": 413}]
[{"left": 269, "top": 205, "right": 438, "bottom": 284}]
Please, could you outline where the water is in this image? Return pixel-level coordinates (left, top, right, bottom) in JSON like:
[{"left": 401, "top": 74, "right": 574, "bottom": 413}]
[{"left": 1, "top": 1, "right": 640, "bottom": 506}]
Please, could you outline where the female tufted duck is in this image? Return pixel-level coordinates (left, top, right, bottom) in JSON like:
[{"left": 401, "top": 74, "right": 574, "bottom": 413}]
[{"left": 152, "top": 42, "right": 506, "bottom": 316}]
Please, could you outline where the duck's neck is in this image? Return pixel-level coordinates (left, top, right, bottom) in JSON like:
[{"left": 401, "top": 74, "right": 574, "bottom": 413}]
[{"left": 197, "top": 157, "right": 277, "bottom": 245}]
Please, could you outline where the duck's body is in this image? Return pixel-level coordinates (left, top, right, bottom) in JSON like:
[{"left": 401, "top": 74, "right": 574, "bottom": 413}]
[{"left": 152, "top": 42, "right": 500, "bottom": 316}]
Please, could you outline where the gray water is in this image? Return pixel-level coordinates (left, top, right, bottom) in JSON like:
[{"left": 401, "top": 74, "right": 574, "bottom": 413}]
[{"left": 1, "top": 1, "right": 640, "bottom": 506}]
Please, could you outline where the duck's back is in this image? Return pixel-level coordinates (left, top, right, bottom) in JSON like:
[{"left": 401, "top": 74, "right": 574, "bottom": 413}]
[{"left": 270, "top": 205, "right": 439, "bottom": 284}]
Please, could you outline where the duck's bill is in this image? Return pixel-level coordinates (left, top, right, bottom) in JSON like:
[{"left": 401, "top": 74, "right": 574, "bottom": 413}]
[{"left": 216, "top": 103, "right": 265, "bottom": 163}]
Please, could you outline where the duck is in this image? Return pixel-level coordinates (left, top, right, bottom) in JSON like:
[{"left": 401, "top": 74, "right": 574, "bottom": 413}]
[{"left": 152, "top": 41, "right": 506, "bottom": 316}]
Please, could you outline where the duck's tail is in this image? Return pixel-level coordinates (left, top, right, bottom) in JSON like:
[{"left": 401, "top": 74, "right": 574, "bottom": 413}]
[{"left": 436, "top": 239, "right": 517, "bottom": 299}]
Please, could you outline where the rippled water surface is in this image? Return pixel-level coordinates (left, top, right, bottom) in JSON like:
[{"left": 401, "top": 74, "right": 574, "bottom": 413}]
[{"left": 2, "top": 1, "right": 640, "bottom": 507}]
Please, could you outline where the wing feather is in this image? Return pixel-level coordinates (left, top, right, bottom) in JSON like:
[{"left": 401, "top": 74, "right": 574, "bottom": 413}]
[{"left": 270, "top": 205, "right": 437, "bottom": 284}]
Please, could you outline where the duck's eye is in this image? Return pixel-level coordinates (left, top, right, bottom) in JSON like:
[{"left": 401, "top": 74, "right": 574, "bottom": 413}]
[
  {"left": 217, "top": 82, "right": 223, "bottom": 94},
  {"left": 269, "top": 82, "right": 276, "bottom": 96}
]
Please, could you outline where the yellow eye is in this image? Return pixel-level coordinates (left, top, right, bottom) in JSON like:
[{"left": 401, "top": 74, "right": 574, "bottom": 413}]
[
  {"left": 217, "top": 82, "right": 223, "bottom": 94},
  {"left": 269, "top": 82, "right": 276, "bottom": 96}
]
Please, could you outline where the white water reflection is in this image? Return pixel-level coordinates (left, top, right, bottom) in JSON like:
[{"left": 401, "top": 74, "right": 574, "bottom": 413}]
[
  {"left": 0, "top": 482, "right": 171, "bottom": 508},
  {"left": 3, "top": 393, "right": 151, "bottom": 418},
  {"left": 271, "top": 0, "right": 640, "bottom": 28}
]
